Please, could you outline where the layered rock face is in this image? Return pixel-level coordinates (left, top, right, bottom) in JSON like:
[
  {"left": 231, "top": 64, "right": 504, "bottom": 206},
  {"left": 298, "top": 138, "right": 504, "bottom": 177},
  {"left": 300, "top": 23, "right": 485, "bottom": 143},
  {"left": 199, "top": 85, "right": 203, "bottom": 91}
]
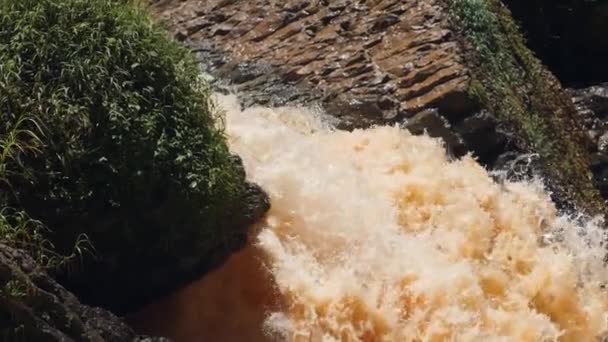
[{"left": 152, "top": 0, "right": 475, "bottom": 131}]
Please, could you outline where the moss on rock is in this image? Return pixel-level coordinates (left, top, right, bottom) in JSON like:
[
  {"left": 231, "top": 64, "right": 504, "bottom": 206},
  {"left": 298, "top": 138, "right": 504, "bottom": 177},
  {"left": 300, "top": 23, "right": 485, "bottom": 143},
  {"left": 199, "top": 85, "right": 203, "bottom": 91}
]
[{"left": 445, "top": 0, "right": 605, "bottom": 215}]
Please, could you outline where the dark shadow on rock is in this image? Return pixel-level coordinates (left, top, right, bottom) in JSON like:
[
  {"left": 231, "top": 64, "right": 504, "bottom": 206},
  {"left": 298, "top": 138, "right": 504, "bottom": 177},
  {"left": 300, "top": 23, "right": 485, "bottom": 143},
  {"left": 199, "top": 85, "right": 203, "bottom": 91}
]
[
  {"left": 0, "top": 243, "right": 169, "bottom": 341},
  {"left": 504, "top": 0, "right": 608, "bottom": 87}
]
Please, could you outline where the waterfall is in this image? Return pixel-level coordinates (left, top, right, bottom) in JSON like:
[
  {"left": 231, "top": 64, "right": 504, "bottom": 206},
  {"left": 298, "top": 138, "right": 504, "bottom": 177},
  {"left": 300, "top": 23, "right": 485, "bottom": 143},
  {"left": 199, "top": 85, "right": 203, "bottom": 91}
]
[{"left": 134, "top": 94, "right": 608, "bottom": 342}]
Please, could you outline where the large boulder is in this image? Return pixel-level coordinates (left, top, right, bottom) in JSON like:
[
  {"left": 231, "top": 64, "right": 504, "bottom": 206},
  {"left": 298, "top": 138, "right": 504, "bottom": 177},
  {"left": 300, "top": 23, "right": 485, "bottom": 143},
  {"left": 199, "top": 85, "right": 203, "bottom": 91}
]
[{"left": 0, "top": 0, "right": 269, "bottom": 314}]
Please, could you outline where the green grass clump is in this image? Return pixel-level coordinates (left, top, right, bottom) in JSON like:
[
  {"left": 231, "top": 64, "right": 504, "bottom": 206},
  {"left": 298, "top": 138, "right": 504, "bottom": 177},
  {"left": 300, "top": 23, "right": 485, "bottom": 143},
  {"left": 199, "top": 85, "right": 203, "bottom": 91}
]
[
  {"left": 446, "top": 0, "right": 604, "bottom": 215},
  {"left": 0, "top": 114, "right": 93, "bottom": 339},
  {"left": 0, "top": 0, "right": 254, "bottom": 309},
  {"left": 0, "top": 114, "right": 89, "bottom": 270}
]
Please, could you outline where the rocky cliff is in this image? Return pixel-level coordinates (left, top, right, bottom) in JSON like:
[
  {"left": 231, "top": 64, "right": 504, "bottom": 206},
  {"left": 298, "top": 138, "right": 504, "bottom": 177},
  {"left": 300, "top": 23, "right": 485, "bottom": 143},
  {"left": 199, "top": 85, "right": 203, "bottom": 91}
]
[{"left": 152, "top": 0, "right": 474, "bottom": 131}]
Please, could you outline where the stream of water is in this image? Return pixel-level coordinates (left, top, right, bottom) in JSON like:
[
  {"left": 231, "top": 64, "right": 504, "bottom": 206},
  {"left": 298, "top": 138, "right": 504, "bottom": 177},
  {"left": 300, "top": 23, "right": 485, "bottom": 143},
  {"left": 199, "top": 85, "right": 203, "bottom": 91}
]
[{"left": 134, "top": 94, "right": 608, "bottom": 341}]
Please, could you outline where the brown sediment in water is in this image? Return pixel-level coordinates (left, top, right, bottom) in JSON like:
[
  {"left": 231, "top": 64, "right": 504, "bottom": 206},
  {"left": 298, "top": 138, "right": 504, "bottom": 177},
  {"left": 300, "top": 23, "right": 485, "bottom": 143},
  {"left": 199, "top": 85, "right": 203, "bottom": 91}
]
[
  {"left": 131, "top": 241, "right": 282, "bottom": 342},
  {"left": 133, "top": 94, "right": 608, "bottom": 341}
]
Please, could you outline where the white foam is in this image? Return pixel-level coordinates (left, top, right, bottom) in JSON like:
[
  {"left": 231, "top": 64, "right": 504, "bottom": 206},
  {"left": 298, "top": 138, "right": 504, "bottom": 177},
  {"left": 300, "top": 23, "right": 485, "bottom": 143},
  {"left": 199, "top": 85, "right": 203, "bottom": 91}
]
[{"left": 217, "top": 93, "right": 608, "bottom": 341}]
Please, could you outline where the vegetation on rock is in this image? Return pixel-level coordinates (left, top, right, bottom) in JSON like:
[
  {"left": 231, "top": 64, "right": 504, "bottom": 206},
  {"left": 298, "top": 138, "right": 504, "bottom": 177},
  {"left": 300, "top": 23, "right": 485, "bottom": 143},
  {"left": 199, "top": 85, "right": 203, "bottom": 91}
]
[
  {"left": 0, "top": 109, "right": 95, "bottom": 340},
  {"left": 446, "top": 0, "right": 605, "bottom": 215},
  {"left": 0, "top": 0, "right": 267, "bottom": 315}
]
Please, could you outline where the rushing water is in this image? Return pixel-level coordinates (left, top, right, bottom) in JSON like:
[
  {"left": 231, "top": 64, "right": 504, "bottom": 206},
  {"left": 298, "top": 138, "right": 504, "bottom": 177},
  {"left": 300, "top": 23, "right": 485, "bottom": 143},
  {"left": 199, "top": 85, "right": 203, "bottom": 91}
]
[{"left": 134, "top": 94, "right": 608, "bottom": 341}]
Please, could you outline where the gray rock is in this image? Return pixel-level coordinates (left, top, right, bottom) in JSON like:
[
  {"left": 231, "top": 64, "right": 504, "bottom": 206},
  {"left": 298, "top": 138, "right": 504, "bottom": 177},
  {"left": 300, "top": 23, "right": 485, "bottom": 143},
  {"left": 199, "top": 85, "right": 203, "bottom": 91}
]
[
  {"left": 570, "top": 84, "right": 608, "bottom": 199},
  {"left": 404, "top": 109, "right": 466, "bottom": 158},
  {"left": 492, "top": 152, "right": 542, "bottom": 182},
  {"left": 590, "top": 152, "right": 608, "bottom": 198},
  {"left": 570, "top": 83, "right": 608, "bottom": 120},
  {"left": 598, "top": 131, "right": 608, "bottom": 153},
  {"left": 0, "top": 244, "right": 169, "bottom": 341},
  {"left": 456, "top": 110, "right": 509, "bottom": 165}
]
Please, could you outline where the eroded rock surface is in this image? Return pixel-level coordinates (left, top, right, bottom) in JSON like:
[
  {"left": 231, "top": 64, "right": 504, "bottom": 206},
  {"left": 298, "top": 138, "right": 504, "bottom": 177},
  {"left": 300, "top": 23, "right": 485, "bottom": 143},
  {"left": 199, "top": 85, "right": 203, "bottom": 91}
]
[{"left": 151, "top": 0, "right": 475, "bottom": 130}]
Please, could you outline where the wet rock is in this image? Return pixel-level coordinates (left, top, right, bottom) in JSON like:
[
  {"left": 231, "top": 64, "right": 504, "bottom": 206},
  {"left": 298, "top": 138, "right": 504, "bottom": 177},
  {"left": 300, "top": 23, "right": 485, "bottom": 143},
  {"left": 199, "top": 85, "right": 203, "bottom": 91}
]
[
  {"left": 491, "top": 150, "right": 585, "bottom": 214},
  {"left": 570, "top": 83, "right": 608, "bottom": 120},
  {"left": 241, "top": 182, "right": 271, "bottom": 226},
  {"left": 590, "top": 153, "right": 608, "bottom": 199},
  {"left": 493, "top": 151, "right": 542, "bottom": 182},
  {"left": 598, "top": 131, "right": 608, "bottom": 154},
  {"left": 60, "top": 171, "right": 270, "bottom": 316},
  {"left": 436, "top": 89, "right": 480, "bottom": 123},
  {"left": 226, "top": 61, "right": 272, "bottom": 84},
  {"left": 150, "top": 0, "right": 471, "bottom": 129},
  {"left": 405, "top": 109, "right": 466, "bottom": 157},
  {"left": 0, "top": 244, "right": 168, "bottom": 341},
  {"left": 569, "top": 84, "right": 608, "bottom": 198},
  {"left": 567, "top": 85, "right": 608, "bottom": 154},
  {"left": 456, "top": 110, "right": 509, "bottom": 165}
]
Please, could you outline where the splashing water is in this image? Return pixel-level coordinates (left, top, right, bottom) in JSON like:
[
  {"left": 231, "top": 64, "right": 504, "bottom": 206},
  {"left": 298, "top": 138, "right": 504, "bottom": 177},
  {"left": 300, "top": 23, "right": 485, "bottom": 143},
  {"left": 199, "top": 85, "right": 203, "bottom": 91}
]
[{"left": 134, "top": 94, "right": 608, "bottom": 341}]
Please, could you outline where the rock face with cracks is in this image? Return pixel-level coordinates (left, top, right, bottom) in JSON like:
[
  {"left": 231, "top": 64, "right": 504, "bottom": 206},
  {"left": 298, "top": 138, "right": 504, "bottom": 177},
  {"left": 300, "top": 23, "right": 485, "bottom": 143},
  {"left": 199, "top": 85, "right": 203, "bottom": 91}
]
[{"left": 151, "top": 0, "right": 474, "bottom": 130}]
